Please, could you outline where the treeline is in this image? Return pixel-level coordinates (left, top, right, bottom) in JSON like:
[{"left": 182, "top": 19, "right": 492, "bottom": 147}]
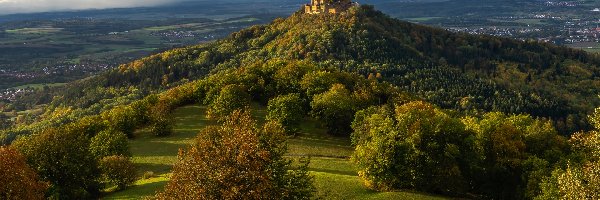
[{"left": 352, "top": 101, "right": 599, "bottom": 199}]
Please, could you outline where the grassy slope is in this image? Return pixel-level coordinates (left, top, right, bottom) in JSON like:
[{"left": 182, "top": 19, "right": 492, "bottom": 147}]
[{"left": 103, "top": 105, "right": 446, "bottom": 200}]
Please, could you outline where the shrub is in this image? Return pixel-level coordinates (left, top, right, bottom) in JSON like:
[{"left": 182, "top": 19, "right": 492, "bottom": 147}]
[
  {"left": 99, "top": 155, "right": 137, "bottom": 190},
  {"left": 89, "top": 129, "right": 130, "bottom": 159},
  {"left": 0, "top": 147, "right": 48, "bottom": 200},
  {"left": 156, "top": 110, "right": 314, "bottom": 199},
  {"left": 267, "top": 93, "right": 305, "bottom": 133}
]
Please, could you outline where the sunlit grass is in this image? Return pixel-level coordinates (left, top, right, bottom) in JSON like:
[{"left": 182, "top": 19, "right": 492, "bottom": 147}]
[
  {"left": 102, "top": 104, "right": 446, "bottom": 199},
  {"left": 6, "top": 27, "right": 64, "bottom": 34},
  {"left": 103, "top": 174, "right": 170, "bottom": 200},
  {"left": 312, "top": 172, "right": 446, "bottom": 200}
]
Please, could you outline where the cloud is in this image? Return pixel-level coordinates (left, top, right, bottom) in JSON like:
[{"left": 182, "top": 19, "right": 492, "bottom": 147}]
[{"left": 0, "top": 0, "right": 180, "bottom": 15}]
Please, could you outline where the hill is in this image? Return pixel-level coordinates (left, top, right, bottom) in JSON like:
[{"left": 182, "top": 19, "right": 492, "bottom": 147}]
[
  {"left": 3, "top": 5, "right": 600, "bottom": 200},
  {"left": 6, "top": 4, "right": 600, "bottom": 136}
]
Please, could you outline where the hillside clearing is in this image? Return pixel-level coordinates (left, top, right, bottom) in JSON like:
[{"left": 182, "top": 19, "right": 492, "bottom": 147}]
[{"left": 102, "top": 105, "right": 446, "bottom": 200}]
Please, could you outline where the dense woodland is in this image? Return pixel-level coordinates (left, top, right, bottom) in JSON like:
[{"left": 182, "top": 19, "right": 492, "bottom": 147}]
[{"left": 1, "top": 5, "right": 600, "bottom": 199}]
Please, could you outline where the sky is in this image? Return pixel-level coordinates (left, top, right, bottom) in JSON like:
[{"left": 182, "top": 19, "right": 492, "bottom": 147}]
[{"left": 0, "top": 0, "right": 183, "bottom": 15}]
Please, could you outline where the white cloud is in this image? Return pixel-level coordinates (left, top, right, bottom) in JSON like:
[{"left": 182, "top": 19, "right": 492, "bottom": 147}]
[{"left": 0, "top": 0, "right": 178, "bottom": 15}]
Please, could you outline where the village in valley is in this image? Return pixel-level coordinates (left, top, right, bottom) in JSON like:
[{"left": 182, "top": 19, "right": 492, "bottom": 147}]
[{"left": 378, "top": 0, "right": 600, "bottom": 51}]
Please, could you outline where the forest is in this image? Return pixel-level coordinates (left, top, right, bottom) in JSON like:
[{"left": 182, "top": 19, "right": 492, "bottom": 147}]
[{"left": 1, "top": 5, "right": 599, "bottom": 199}]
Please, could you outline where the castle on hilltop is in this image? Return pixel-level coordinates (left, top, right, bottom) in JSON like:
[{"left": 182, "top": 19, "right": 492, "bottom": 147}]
[{"left": 304, "top": 0, "right": 358, "bottom": 14}]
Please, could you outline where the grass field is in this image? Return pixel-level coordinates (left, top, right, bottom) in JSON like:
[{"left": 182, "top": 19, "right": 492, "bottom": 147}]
[
  {"left": 6, "top": 27, "right": 64, "bottom": 34},
  {"left": 102, "top": 104, "right": 446, "bottom": 199}
]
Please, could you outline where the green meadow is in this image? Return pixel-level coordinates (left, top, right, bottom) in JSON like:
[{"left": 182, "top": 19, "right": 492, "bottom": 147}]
[{"left": 103, "top": 105, "right": 445, "bottom": 200}]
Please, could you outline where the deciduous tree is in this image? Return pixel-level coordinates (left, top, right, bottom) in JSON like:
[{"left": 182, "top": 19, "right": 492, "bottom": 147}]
[
  {"left": 267, "top": 93, "right": 305, "bottom": 133},
  {"left": 12, "top": 128, "right": 100, "bottom": 199},
  {"left": 156, "top": 110, "right": 314, "bottom": 199},
  {"left": 311, "top": 84, "right": 357, "bottom": 135},
  {"left": 0, "top": 147, "right": 48, "bottom": 200},
  {"left": 98, "top": 155, "right": 137, "bottom": 190}
]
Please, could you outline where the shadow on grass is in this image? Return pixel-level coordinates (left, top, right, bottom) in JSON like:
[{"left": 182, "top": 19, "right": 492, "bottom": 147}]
[
  {"left": 308, "top": 167, "right": 358, "bottom": 176},
  {"left": 135, "top": 163, "right": 173, "bottom": 175},
  {"left": 131, "top": 140, "right": 190, "bottom": 157},
  {"left": 103, "top": 178, "right": 169, "bottom": 200}
]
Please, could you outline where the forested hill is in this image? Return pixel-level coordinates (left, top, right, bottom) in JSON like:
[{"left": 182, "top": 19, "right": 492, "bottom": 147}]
[
  {"left": 10, "top": 5, "right": 600, "bottom": 135},
  {"left": 5, "top": 5, "right": 600, "bottom": 200}
]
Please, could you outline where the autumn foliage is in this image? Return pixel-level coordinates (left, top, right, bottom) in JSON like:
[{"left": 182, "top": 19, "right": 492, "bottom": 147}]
[
  {"left": 156, "top": 110, "right": 314, "bottom": 199},
  {"left": 0, "top": 147, "right": 48, "bottom": 200}
]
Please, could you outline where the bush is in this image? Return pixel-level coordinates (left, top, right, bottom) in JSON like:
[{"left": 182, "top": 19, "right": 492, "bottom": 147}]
[
  {"left": 12, "top": 128, "right": 100, "bottom": 199},
  {"left": 156, "top": 110, "right": 314, "bottom": 199},
  {"left": 89, "top": 129, "right": 130, "bottom": 159},
  {"left": 0, "top": 147, "right": 48, "bottom": 200},
  {"left": 267, "top": 93, "right": 305, "bottom": 133},
  {"left": 99, "top": 155, "right": 137, "bottom": 190}
]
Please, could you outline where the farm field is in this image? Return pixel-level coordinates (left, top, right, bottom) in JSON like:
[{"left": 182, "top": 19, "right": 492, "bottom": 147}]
[
  {"left": 103, "top": 105, "right": 445, "bottom": 200},
  {"left": 0, "top": 12, "right": 280, "bottom": 91}
]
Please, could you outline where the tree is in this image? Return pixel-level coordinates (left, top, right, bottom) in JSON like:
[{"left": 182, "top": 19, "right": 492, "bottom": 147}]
[
  {"left": 148, "top": 102, "right": 173, "bottom": 137},
  {"left": 63, "top": 115, "right": 107, "bottom": 138},
  {"left": 273, "top": 62, "right": 313, "bottom": 94},
  {"left": 89, "top": 129, "right": 130, "bottom": 159},
  {"left": 101, "top": 106, "right": 137, "bottom": 138},
  {"left": 464, "top": 113, "right": 530, "bottom": 197},
  {"left": 267, "top": 93, "right": 305, "bottom": 133},
  {"left": 300, "top": 71, "right": 339, "bottom": 98},
  {"left": 352, "top": 101, "right": 475, "bottom": 195},
  {"left": 0, "top": 147, "right": 48, "bottom": 200},
  {"left": 537, "top": 161, "right": 600, "bottom": 200},
  {"left": 311, "top": 84, "right": 357, "bottom": 136},
  {"left": 206, "top": 84, "right": 251, "bottom": 120},
  {"left": 156, "top": 110, "right": 314, "bottom": 199},
  {"left": 462, "top": 112, "right": 569, "bottom": 199},
  {"left": 98, "top": 155, "right": 137, "bottom": 190},
  {"left": 535, "top": 110, "right": 600, "bottom": 200},
  {"left": 0, "top": 112, "right": 11, "bottom": 130},
  {"left": 12, "top": 128, "right": 100, "bottom": 199}
]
